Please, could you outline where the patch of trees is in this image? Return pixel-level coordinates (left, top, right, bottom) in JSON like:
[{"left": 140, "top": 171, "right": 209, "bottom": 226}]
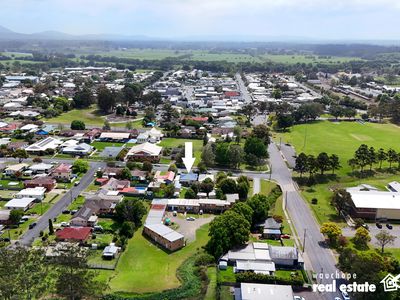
[
  {"left": 0, "top": 245, "right": 104, "bottom": 300},
  {"left": 295, "top": 152, "right": 341, "bottom": 182},
  {"left": 236, "top": 271, "right": 304, "bottom": 286},
  {"left": 206, "top": 188, "right": 282, "bottom": 258},
  {"left": 348, "top": 144, "right": 400, "bottom": 175},
  {"left": 70, "top": 119, "right": 85, "bottom": 130}
]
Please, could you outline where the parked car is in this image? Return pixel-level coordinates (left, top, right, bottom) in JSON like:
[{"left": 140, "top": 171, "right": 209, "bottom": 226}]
[
  {"left": 186, "top": 217, "right": 195, "bottom": 221},
  {"left": 361, "top": 224, "right": 369, "bottom": 230},
  {"left": 62, "top": 210, "right": 70, "bottom": 214},
  {"left": 293, "top": 296, "right": 305, "bottom": 300},
  {"left": 376, "top": 222, "right": 382, "bottom": 229},
  {"left": 29, "top": 222, "right": 37, "bottom": 229},
  {"left": 60, "top": 222, "right": 70, "bottom": 227},
  {"left": 93, "top": 225, "right": 103, "bottom": 232},
  {"left": 281, "top": 234, "right": 290, "bottom": 239},
  {"left": 74, "top": 181, "right": 80, "bottom": 186},
  {"left": 387, "top": 223, "right": 393, "bottom": 230}
]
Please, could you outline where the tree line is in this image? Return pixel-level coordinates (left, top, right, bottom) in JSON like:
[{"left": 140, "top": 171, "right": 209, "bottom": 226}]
[
  {"left": 348, "top": 144, "right": 400, "bottom": 174},
  {"left": 295, "top": 152, "right": 341, "bottom": 179}
]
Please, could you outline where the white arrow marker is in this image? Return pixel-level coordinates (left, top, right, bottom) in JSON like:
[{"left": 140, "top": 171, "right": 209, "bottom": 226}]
[{"left": 182, "top": 142, "right": 196, "bottom": 173}]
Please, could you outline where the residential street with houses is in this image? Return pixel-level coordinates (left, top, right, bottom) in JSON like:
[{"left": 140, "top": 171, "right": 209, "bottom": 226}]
[{"left": 17, "top": 160, "right": 104, "bottom": 246}]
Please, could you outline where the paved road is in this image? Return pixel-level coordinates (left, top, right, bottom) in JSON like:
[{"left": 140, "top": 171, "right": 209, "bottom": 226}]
[
  {"left": 18, "top": 161, "right": 104, "bottom": 246},
  {"left": 268, "top": 143, "right": 341, "bottom": 300},
  {"left": 235, "top": 72, "right": 252, "bottom": 103}
]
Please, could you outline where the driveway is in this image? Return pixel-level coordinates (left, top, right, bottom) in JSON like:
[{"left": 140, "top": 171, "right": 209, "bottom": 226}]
[
  {"left": 342, "top": 224, "right": 400, "bottom": 248},
  {"left": 166, "top": 213, "right": 214, "bottom": 242}
]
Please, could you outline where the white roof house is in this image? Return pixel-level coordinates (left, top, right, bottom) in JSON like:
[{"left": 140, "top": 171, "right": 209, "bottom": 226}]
[
  {"left": 99, "top": 132, "right": 130, "bottom": 140},
  {"left": 238, "top": 283, "right": 294, "bottom": 300},
  {"left": 144, "top": 223, "right": 184, "bottom": 242},
  {"left": 103, "top": 243, "right": 120, "bottom": 258},
  {"left": 61, "top": 143, "right": 93, "bottom": 155},
  {"left": 125, "top": 142, "right": 162, "bottom": 159},
  {"left": 388, "top": 181, "right": 400, "bottom": 193},
  {"left": 29, "top": 163, "right": 54, "bottom": 173},
  {"left": 25, "top": 137, "right": 62, "bottom": 153},
  {"left": 348, "top": 190, "right": 400, "bottom": 210},
  {"left": 16, "top": 187, "right": 46, "bottom": 201},
  {"left": 20, "top": 124, "right": 39, "bottom": 131},
  {"left": 5, "top": 198, "right": 36, "bottom": 211}
]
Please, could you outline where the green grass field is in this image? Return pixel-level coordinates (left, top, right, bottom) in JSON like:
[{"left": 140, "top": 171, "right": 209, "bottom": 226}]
[
  {"left": 45, "top": 107, "right": 105, "bottom": 126},
  {"left": 104, "top": 223, "right": 210, "bottom": 293},
  {"left": 277, "top": 121, "right": 400, "bottom": 175},
  {"left": 277, "top": 120, "right": 400, "bottom": 224},
  {"left": 159, "top": 138, "right": 203, "bottom": 166},
  {"left": 204, "top": 267, "right": 217, "bottom": 300},
  {"left": 260, "top": 54, "right": 362, "bottom": 64}
]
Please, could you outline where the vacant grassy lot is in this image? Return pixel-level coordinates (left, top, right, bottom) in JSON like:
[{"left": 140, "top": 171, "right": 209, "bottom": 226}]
[
  {"left": 105, "top": 223, "right": 210, "bottom": 293},
  {"left": 277, "top": 120, "right": 400, "bottom": 175},
  {"left": 45, "top": 107, "right": 105, "bottom": 126},
  {"left": 159, "top": 138, "right": 203, "bottom": 166}
]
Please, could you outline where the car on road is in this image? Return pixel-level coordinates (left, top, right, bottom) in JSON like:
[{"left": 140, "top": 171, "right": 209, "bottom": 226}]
[
  {"left": 293, "top": 296, "right": 305, "bottom": 300},
  {"left": 186, "top": 217, "right": 195, "bottom": 221},
  {"left": 335, "top": 297, "right": 342, "bottom": 300},
  {"left": 74, "top": 181, "right": 80, "bottom": 186},
  {"left": 341, "top": 290, "right": 350, "bottom": 300},
  {"left": 376, "top": 222, "right": 382, "bottom": 229},
  {"left": 29, "top": 222, "right": 37, "bottom": 229},
  {"left": 387, "top": 223, "right": 393, "bottom": 230}
]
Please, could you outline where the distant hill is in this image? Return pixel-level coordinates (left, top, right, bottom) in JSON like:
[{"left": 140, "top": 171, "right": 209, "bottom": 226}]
[{"left": 0, "top": 25, "right": 157, "bottom": 41}]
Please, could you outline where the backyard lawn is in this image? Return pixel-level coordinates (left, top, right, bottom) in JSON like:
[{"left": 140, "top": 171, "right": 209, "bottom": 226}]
[{"left": 104, "top": 223, "right": 210, "bottom": 293}]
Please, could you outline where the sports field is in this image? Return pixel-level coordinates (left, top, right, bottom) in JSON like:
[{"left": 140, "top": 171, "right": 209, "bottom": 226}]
[{"left": 278, "top": 120, "right": 400, "bottom": 175}]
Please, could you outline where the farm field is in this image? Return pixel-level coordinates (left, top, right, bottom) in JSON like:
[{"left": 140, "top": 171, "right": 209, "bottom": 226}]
[
  {"left": 103, "top": 223, "right": 210, "bottom": 293},
  {"left": 277, "top": 120, "right": 400, "bottom": 176},
  {"left": 260, "top": 54, "right": 363, "bottom": 64}
]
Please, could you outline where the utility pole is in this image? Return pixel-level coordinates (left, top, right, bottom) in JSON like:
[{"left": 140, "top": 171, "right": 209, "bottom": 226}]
[
  {"left": 303, "top": 127, "right": 307, "bottom": 150},
  {"left": 303, "top": 228, "right": 307, "bottom": 253}
]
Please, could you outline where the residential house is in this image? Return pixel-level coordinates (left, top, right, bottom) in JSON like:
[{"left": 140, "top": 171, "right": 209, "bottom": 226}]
[
  {"left": 82, "top": 128, "right": 102, "bottom": 143},
  {"left": 136, "top": 128, "right": 163, "bottom": 144},
  {"left": 154, "top": 170, "right": 175, "bottom": 184},
  {"left": 56, "top": 227, "right": 92, "bottom": 243},
  {"left": 7, "top": 141, "right": 28, "bottom": 152},
  {"left": 99, "top": 132, "right": 130, "bottom": 142},
  {"left": 125, "top": 142, "right": 162, "bottom": 162},
  {"left": 5, "top": 198, "right": 36, "bottom": 211},
  {"left": 179, "top": 173, "right": 199, "bottom": 186},
  {"left": 143, "top": 199, "right": 185, "bottom": 251},
  {"left": 52, "top": 163, "right": 72, "bottom": 182},
  {"left": 262, "top": 218, "right": 282, "bottom": 239},
  {"left": 101, "top": 177, "right": 130, "bottom": 192},
  {"left": 25, "top": 137, "right": 62, "bottom": 155},
  {"left": 28, "top": 163, "right": 54, "bottom": 174},
  {"left": 131, "top": 170, "right": 148, "bottom": 182},
  {"left": 61, "top": 143, "right": 94, "bottom": 156},
  {"left": 5, "top": 163, "right": 29, "bottom": 176},
  {"left": 235, "top": 283, "right": 294, "bottom": 300},
  {"left": 269, "top": 246, "right": 303, "bottom": 268},
  {"left": 0, "top": 210, "right": 11, "bottom": 225},
  {"left": 24, "top": 176, "right": 56, "bottom": 192},
  {"left": 16, "top": 187, "right": 46, "bottom": 201}
]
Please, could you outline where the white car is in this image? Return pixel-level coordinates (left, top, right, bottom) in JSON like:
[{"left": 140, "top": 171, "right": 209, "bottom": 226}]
[
  {"left": 293, "top": 296, "right": 305, "bottom": 300},
  {"left": 335, "top": 297, "right": 342, "bottom": 300}
]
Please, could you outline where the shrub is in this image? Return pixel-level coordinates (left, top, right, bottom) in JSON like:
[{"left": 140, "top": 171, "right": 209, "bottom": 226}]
[
  {"left": 311, "top": 198, "right": 318, "bottom": 205},
  {"left": 236, "top": 271, "right": 304, "bottom": 286},
  {"left": 194, "top": 253, "right": 215, "bottom": 266}
]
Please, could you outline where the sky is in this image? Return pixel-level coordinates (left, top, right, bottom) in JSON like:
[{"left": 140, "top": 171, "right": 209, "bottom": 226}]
[{"left": 1, "top": 0, "right": 400, "bottom": 41}]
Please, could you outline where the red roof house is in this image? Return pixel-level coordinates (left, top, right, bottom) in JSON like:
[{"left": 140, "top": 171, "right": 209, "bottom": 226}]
[{"left": 56, "top": 227, "right": 92, "bottom": 242}]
